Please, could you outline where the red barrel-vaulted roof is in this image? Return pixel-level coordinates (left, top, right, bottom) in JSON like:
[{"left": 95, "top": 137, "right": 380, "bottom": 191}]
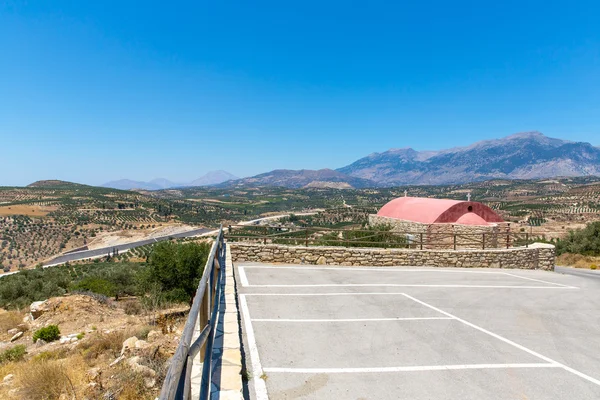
[{"left": 376, "top": 197, "right": 504, "bottom": 225}]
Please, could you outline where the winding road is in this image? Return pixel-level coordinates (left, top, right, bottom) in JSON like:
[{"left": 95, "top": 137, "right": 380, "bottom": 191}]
[{"left": 44, "top": 228, "right": 211, "bottom": 266}]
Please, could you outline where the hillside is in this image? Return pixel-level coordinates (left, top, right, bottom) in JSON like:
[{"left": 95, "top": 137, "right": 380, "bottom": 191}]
[
  {"left": 220, "top": 168, "right": 377, "bottom": 189},
  {"left": 26, "top": 180, "right": 88, "bottom": 188},
  {"left": 338, "top": 132, "right": 600, "bottom": 185}
]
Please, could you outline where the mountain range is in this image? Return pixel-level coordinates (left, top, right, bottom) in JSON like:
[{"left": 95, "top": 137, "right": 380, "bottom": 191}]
[
  {"left": 222, "top": 132, "right": 600, "bottom": 188},
  {"left": 101, "top": 170, "right": 238, "bottom": 190},
  {"left": 100, "top": 132, "right": 600, "bottom": 190}
]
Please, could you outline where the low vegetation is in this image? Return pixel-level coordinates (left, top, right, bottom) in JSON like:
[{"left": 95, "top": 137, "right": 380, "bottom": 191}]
[
  {"left": 556, "top": 221, "right": 600, "bottom": 256},
  {"left": 0, "top": 345, "right": 26, "bottom": 364},
  {"left": 33, "top": 325, "right": 61, "bottom": 343}
]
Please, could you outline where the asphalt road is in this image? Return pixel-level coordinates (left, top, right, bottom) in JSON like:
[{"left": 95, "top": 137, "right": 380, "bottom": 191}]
[
  {"left": 237, "top": 264, "right": 600, "bottom": 399},
  {"left": 555, "top": 265, "right": 600, "bottom": 280},
  {"left": 44, "top": 228, "right": 210, "bottom": 266}
]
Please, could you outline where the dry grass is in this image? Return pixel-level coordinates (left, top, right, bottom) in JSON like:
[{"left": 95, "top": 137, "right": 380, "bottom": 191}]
[
  {"left": 557, "top": 253, "right": 600, "bottom": 269},
  {"left": 106, "top": 364, "right": 155, "bottom": 400},
  {"left": 0, "top": 311, "right": 24, "bottom": 337},
  {"left": 0, "top": 205, "right": 56, "bottom": 217},
  {"left": 14, "top": 356, "right": 86, "bottom": 400},
  {"left": 79, "top": 331, "right": 126, "bottom": 361}
]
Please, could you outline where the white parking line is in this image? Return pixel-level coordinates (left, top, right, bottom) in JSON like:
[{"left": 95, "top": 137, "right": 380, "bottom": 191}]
[
  {"left": 263, "top": 363, "right": 560, "bottom": 374},
  {"left": 401, "top": 293, "right": 600, "bottom": 387},
  {"left": 500, "top": 272, "right": 575, "bottom": 288},
  {"left": 239, "top": 266, "right": 250, "bottom": 287},
  {"left": 240, "top": 265, "right": 504, "bottom": 273},
  {"left": 244, "top": 283, "right": 576, "bottom": 289},
  {"left": 252, "top": 317, "right": 453, "bottom": 322},
  {"left": 239, "top": 295, "right": 269, "bottom": 400}
]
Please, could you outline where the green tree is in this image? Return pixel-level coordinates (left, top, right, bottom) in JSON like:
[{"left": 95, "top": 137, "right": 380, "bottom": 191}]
[
  {"left": 142, "top": 241, "right": 211, "bottom": 304},
  {"left": 556, "top": 222, "right": 600, "bottom": 256}
]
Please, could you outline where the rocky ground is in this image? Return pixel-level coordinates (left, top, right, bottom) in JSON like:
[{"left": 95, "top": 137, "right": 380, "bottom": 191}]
[{"left": 0, "top": 294, "right": 188, "bottom": 399}]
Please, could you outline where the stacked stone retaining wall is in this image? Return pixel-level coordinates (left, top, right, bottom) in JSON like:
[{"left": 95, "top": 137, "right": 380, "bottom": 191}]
[{"left": 229, "top": 242, "right": 555, "bottom": 270}]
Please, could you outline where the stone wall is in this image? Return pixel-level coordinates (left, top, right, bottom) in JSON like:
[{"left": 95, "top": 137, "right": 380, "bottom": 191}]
[
  {"left": 368, "top": 214, "right": 511, "bottom": 249},
  {"left": 229, "top": 242, "right": 556, "bottom": 270}
]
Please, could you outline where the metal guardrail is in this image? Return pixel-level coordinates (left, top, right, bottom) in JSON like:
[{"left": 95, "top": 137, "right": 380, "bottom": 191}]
[
  {"left": 159, "top": 225, "right": 225, "bottom": 400},
  {"left": 225, "top": 224, "right": 541, "bottom": 250}
]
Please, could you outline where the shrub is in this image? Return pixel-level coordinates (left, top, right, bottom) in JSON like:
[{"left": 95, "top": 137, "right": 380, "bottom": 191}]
[
  {"left": 556, "top": 222, "right": 600, "bottom": 256},
  {"left": 33, "top": 325, "right": 61, "bottom": 343},
  {"left": 79, "top": 331, "right": 124, "bottom": 360},
  {"left": 591, "top": 264, "right": 598, "bottom": 270},
  {"left": 71, "top": 277, "right": 116, "bottom": 297},
  {"left": 123, "top": 301, "right": 142, "bottom": 315},
  {"left": 142, "top": 241, "right": 210, "bottom": 304},
  {"left": 0, "top": 344, "right": 26, "bottom": 364}
]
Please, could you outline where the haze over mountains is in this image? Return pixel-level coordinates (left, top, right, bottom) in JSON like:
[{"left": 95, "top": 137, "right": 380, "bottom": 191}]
[
  {"left": 102, "top": 170, "right": 238, "bottom": 190},
  {"left": 223, "top": 132, "right": 600, "bottom": 188},
  {"left": 96, "top": 132, "right": 600, "bottom": 191}
]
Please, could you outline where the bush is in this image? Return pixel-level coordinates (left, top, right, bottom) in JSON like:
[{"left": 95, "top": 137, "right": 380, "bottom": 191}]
[
  {"left": 591, "top": 264, "right": 598, "bottom": 270},
  {"left": 33, "top": 325, "right": 61, "bottom": 343},
  {"left": 79, "top": 331, "right": 125, "bottom": 360},
  {"left": 123, "top": 301, "right": 142, "bottom": 315},
  {"left": 556, "top": 222, "right": 600, "bottom": 256},
  {"left": 141, "top": 241, "right": 211, "bottom": 304},
  {"left": 71, "top": 277, "right": 116, "bottom": 297},
  {"left": 0, "top": 344, "right": 26, "bottom": 364}
]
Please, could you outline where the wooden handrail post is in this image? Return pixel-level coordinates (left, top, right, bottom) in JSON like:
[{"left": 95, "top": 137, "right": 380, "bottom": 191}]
[
  {"left": 453, "top": 234, "right": 457, "bottom": 250},
  {"left": 482, "top": 233, "right": 485, "bottom": 250},
  {"left": 420, "top": 233, "right": 423, "bottom": 250}
]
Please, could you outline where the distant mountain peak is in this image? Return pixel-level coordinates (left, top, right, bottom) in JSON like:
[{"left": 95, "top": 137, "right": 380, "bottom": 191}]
[
  {"left": 337, "top": 131, "right": 600, "bottom": 186},
  {"left": 506, "top": 131, "right": 545, "bottom": 139},
  {"left": 101, "top": 170, "right": 239, "bottom": 191}
]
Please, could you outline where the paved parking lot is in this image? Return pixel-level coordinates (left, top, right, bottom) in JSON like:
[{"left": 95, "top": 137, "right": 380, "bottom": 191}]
[{"left": 236, "top": 264, "right": 600, "bottom": 399}]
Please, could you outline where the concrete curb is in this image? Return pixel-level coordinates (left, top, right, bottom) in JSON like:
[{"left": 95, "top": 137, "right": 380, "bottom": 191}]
[{"left": 216, "top": 244, "right": 244, "bottom": 398}]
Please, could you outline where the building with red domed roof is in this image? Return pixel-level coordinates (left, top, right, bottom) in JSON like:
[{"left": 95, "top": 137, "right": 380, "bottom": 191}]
[{"left": 369, "top": 196, "right": 509, "bottom": 249}]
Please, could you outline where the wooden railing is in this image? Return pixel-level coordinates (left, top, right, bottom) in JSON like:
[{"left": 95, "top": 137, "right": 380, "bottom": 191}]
[{"left": 159, "top": 226, "right": 225, "bottom": 400}]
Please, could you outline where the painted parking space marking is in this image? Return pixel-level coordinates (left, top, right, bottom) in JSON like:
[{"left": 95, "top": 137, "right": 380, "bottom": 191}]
[
  {"left": 252, "top": 317, "right": 453, "bottom": 322},
  {"left": 263, "top": 363, "right": 560, "bottom": 374},
  {"left": 239, "top": 264, "right": 578, "bottom": 289},
  {"left": 239, "top": 294, "right": 269, "bottom": 400},
  {"left": 401, "top": 292, "right": 600, "bottom": 387}
]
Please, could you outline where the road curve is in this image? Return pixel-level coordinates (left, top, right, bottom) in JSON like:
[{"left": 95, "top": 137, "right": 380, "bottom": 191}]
[{"left": 44, "top": 228, "right": 211, "bottom": 266}]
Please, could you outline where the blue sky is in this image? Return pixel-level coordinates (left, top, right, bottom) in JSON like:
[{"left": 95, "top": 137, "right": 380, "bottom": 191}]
[{"left": 1, "top": 0, "right": 599, "bottom": 186}]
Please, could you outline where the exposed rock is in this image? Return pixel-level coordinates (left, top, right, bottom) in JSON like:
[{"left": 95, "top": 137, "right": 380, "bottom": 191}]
[
  {"left": 87, "top": 367, "right": 102, "bottom": 383},
  {"left": 30, "top": 300, "right": 49, "bottom": 320},
  {"left": 109, "top": 355, "right": 125, "bottom": 367},
  {"left": 10, "top": 331, "right": 23, "bottom": 342},
  {"left": 120, "top": 336, "right": 138, "bottom": 356},
  {"left": 2, "top": 374, "right": 14, "bottom": 385},
  {"left": 147, "top": 330, "right": 162, "bottom": 342},
  {"left": 127, "top": 357, "right": 156, "bottom": 388},
  {"left": 316, "top": 256, "right": 327, "bottom": 265},
  {"left": 7, "top": 328, "right": 18, "bottom": 336},
  {"left": 35, "top": 339, "right": 47, "bottom": 348},
  {"left": 134, "top": 339, "right": 148, "bottom": 349}
]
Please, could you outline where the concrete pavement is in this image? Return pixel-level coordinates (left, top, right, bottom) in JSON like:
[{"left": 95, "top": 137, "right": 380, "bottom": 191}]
[{"left": 236, "top": 264, "right": 600, "bottom": 399}]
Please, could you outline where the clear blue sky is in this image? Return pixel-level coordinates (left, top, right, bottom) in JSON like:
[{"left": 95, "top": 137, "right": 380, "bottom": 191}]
[{"left": 1, "top": 0, "right": 599, "bottom": 186}]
